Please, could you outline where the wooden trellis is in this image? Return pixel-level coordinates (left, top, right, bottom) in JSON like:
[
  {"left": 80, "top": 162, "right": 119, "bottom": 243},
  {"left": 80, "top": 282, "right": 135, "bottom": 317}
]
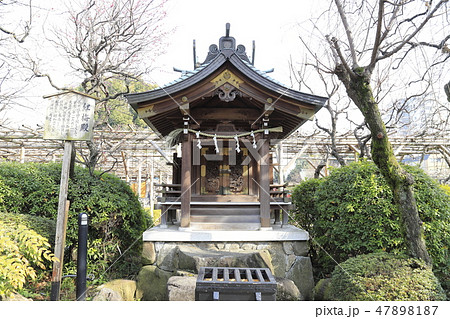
[
  {"left": 0, "top": 125, "right": 174, "bottom": 185},
  {"left": 1, "top": 125, "right": 449, "bottom": 186}
]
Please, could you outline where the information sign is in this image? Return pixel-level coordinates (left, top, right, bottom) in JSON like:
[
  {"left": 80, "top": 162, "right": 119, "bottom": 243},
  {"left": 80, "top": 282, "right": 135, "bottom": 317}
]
[{"left": 43, "top": 91, "right": 96, "bottom": 141}]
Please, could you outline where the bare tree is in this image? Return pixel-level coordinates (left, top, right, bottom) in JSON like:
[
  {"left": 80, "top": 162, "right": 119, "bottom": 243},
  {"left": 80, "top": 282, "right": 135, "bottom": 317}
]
[
  {"left": 300, "top": 0, "right": 449, "bottom": 264},
  {"left": 291, "top": 57, "right": 349, "bottom": 171},
  {"left": 32, "top": 0, "right": 168, "bottom": 98},
  {"left": 0, "top": 0, "right": 34, "bottom": 114},
  {"left": 29, "top": 0, "right": 169, "bottom": 173},
  {"left": 0, "top": 0, "right": 32, "bottom": 43}
]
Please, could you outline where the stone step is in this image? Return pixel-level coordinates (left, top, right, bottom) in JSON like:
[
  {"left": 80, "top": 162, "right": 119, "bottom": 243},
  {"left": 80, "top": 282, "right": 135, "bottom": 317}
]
[
  {"left": 190, "top": 207, "right": 260, "bottom": 215},
  {"left": 190, "top": 214, "right": 260, "bottom": 223},
  {"left": 189, "top": 222, "right": 261, "bottom": 231}
]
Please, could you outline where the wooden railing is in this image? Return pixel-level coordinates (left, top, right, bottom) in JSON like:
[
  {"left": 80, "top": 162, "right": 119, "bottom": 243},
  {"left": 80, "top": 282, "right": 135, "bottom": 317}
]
[
  {"left": 270, "top": 184, "right": 292, "bottom": 225},
  {"left": 154, "top": 183, "right": 293, "bottom": 229},
  {"left": 154, "top": 183, "right": 181, "bottom": 227}
]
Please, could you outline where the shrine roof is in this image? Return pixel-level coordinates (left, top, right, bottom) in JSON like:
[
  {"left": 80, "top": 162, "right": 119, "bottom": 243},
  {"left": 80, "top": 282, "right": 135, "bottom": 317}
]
[
  {"left": 126, "top": 52, "right": 326, "bottom": 109},
  {"left": 126, "top": 24, "right": 326, "bottom": 108},
  {"left": 125, "top": 24, "right": 327, "bottom": 139}
]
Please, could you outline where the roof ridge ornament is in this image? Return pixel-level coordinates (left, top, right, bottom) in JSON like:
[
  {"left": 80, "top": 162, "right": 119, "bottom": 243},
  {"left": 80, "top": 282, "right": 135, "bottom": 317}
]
[{"left": 199, "top": 23, "right": 252, "bottom": 66}]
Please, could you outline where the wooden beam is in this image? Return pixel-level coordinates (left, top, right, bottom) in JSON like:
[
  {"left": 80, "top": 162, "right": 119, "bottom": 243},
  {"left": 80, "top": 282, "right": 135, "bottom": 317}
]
[
  {"left": 180, "top": 133, "right": 192, "bottom": 228},
  {"left": 190, "top": 107, "right": 260, "bottom": 121},
  {"left": 239, "top": 82, "right": 316, "bottom": 120}
]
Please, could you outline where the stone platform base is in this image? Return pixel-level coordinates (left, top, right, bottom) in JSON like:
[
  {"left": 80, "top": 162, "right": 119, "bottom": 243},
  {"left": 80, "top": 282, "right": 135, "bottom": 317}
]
[{"left": 137, "top": 225, "right": 314, "bottom": 301}]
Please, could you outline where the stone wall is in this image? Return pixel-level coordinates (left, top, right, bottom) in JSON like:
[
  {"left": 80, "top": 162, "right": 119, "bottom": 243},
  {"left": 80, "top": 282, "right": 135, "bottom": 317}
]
[{"left": 138, "top": 240, "right": 314, "bottom": 300}]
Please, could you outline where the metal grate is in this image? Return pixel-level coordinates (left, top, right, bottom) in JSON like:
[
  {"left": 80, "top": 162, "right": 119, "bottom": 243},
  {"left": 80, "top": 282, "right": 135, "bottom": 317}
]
[{"left": 195, "top": 267, "right": 277, "bottom": 301}]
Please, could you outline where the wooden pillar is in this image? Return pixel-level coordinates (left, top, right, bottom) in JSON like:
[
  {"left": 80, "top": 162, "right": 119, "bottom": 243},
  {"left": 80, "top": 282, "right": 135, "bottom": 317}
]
[
  {"left": 259, "top": 135, "right": 271, "bottom": 229},
  {"left": 278, "top": 142, "right": 284, "bottom": 185},
  {"left": 180, "top": 126, "right": 192, "bottom": 228},
  {"left": 50, "top": 140, "right": 73, "bottom": 300}
]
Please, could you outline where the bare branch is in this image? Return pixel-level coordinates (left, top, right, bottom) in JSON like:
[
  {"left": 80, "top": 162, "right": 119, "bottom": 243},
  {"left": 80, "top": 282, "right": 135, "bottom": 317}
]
[
  {"left": 334, "top": 0, "right": 359, "bottom": 67},
  {"left": 369, "top": 0, "right": 385, "bottom": 69},
  {"left": 0, "top": 0, "right": 33, "bottom": 43},
  {"left": 377, "top": 0, "right": 449, "bottom": 63}
]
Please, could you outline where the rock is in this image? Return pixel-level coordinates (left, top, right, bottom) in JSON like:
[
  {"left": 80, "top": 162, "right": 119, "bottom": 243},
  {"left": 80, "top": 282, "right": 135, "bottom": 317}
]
[
  {"left": 282, "top": 242, "right": 295, "bottom": 255},
  {"left": 292, "top": 241, "right": 309, "bottom": 256},
  {"left": 177, "top": 246, "right": 272, "bottom": 272},
  {"left": 142, "top": 242, "right": 156, "bottom": 265},
  {"left": 136, "top": 265, "right": 173, "bottom": 301},
  {"left": 155, "top": 243, "right": 179, "bottom": 271},
  {"left": 92, "top": 279, "right": 136, "bottom": 301},
  {"left": 314, "top": 278, "right": 332, "bottom": 301},
  {"left": 256, "top": 250, "right": 274, "bottom": 275},
  {"left": 92, "top": 288, "right": 123, "bottom": 301},
  {"left": 264, "top": 242, "right": 288, "bottom": 277},
  {"left": 286, "top": 256, "right": 314, "bottom": 300},
  {"left": 2, "top": 293, "right": 32, "bottom": 301},
  {"left": 241, "top": 243, "right": 256, "bottom": 250},
  {"left": 167, "top": 276, "right": 197, "bottom": 301},
  {"left": 275, "top": 277, "right": 303, "bottom": 301}
]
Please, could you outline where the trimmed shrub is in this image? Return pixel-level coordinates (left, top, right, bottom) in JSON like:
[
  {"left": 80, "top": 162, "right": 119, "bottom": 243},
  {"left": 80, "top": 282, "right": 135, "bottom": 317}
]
[
  {"left": 440, "top": 184, "right": 450, "bottom": 196},
  {"left": 0, "top": 162, "right": 148, "bottom": 281},
  {"left": 291, "top": 178, "right": 324, "bottom": 233},
  {"left": 325, "top": 252, "right": 446, "bottom": 301},
  {"left": 314, "top": 161, "right": 401, "bottom": 274},
  {"left": 291, "top": 160, "right": 449, "bottom": 294}
]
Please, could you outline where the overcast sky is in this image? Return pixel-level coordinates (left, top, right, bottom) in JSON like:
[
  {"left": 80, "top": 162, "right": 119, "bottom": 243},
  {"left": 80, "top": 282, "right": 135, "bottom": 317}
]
[
  {"left": 4, "top": 0, "right": 448, "bottom": 133},
  {"left": 4, "top": 0, "right": 329, "bottom": 126},
  {"left": 153, "top": 0, "right": 323, "bottom": 86}
]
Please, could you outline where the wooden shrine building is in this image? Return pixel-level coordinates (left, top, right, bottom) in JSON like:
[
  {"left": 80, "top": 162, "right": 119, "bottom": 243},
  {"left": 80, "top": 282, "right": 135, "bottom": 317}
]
[{"left": 125, "top": 24, "right": 327, "bottom": 231}]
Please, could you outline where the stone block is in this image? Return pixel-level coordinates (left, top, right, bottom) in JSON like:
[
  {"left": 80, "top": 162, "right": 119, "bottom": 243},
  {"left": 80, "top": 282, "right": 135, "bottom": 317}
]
[
  {"left": 264, "top": 242, "right": 288, "bottom": 277},
  {"left": 156, "top": 243, "right": 179, "bottom": 271},
  {"left": 177, "top": 245, "right": 272, "bottom": 273},
  {"left": 93, "top": 279, "right": 136, "bottom": 301},
  {"left": 142, "top": 242, "right": 156, "bottom": 265},
  {"left": 92, "top": 288, "right": 123, "bottom": 301},
  {"left": 215, "top": 242, "right": 225, "bottom": 249},
  {"left": 224, "top": 243, "right": 240, "bottom": 252},
  {"left": 275, "top": 277, "right": 303, "bottom": 301},
  {"left": 282, "top": 242, "right": 295, "bottom": 255},
  {"left": 292, "top": 241, "right": 309, "bottom": 256},
  {"left": 286, "top": 256, "right": 314, "bottom": 300},
  {"left": 136, "top": 265, "right": 173, "bottom": 301},
  {"left": 241, "top": 243, "right": 256, "bottom": 250},
  {"left": 256, "top": 250, "right": 274, "bottom": 275},
  {"left": 167, "top": 276, "right": 197, "bottom": 301}
]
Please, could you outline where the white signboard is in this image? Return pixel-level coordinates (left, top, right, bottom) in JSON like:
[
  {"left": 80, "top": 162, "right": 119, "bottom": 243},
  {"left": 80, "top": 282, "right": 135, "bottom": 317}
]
[{"left": 43, "top": 91, "right": 96, "bottom": 141}]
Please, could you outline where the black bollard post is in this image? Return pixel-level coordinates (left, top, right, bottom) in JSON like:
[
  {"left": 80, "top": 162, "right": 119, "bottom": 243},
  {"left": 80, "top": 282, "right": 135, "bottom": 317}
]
[{"left": 76, "top": 213, "right": 88, "bottom": 301}]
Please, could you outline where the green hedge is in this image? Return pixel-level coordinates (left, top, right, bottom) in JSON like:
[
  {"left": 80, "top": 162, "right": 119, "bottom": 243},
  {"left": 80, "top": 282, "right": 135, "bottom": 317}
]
[
  {"left": 291, "top": 161, "right": 449, "bottom": 294},
  {"left": 0, "top": 162, "right": 148, "bottom": 281},
  {"left": 325, "top": 252, "right": 446, "bottom": 301}
]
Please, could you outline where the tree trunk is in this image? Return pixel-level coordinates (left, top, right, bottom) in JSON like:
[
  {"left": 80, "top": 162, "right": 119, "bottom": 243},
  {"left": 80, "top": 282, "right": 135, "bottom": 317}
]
[{"left": 335, "top": 66, "right": 432, "bottom": 265}]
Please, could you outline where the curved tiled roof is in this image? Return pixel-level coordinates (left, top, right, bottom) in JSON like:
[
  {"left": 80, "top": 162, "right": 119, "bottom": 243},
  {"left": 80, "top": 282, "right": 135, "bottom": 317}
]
[
  {"left": 125, "top": 24, "right": 327, "bottom": 139},
  {"left": 125, "top": 51, "right": 327, "bottom": 108}
]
